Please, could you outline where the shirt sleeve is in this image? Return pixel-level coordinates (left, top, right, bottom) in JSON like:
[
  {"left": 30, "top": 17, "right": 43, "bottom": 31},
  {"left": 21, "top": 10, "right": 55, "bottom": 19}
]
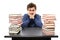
[
  {"left": 34, "top": 15, "right": 43, "bottom": 27},
  {"left": 21, "top": 14, "right": 30, "bottom": 27}
]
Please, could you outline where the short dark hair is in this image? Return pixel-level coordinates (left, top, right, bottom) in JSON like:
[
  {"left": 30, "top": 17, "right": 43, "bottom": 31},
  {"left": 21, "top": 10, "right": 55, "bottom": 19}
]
[{"left": 27, "top": 3, "right": 36, "bottom": 10}]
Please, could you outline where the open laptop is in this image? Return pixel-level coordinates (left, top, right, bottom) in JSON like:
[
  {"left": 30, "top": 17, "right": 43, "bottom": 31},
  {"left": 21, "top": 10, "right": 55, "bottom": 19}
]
[{"left": 20, "top": 27, "right": 43, "bottom": 37}]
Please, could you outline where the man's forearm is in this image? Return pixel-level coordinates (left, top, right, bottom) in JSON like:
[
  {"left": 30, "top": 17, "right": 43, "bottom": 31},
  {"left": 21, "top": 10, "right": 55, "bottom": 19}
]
[
  {"left": 35, "top": 19, "right": 43, "bottom": 27},
  {"left": 21, "top": 20, "right": 30, "bottom": 27}
]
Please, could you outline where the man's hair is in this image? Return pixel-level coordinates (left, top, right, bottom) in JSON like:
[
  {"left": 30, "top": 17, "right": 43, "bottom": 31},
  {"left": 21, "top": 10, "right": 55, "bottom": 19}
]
[{"left": 27, "top": 3, "right": 36, "bottom": 10}]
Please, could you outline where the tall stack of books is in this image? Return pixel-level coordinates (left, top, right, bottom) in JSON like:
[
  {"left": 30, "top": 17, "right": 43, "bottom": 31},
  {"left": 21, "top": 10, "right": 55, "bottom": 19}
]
[
  {"left": 42, "top": 14, "right": 56, "bottom": 35},
  {"left": 9, "top": 14, "right": 22, "bottom": 35},
  {"left": 9, "top": 14, "right": 22, "bottom": 26}
]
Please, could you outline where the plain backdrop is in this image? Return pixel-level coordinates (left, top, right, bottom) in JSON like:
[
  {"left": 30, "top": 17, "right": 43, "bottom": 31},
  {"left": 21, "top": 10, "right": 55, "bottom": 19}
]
[{"left": 0, "top": 0, "right": 60, "bottom": 40}]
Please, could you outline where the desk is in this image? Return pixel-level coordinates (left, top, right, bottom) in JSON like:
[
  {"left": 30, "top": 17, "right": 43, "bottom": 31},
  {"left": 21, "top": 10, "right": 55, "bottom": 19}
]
[{"left": 4, "top": 27, "right": 58, "bottom": 40}]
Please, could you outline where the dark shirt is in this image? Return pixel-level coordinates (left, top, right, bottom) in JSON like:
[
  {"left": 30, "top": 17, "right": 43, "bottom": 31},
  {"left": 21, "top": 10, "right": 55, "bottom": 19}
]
[{"left": 21, "top": 14, "right": 43, "bottom": 28}]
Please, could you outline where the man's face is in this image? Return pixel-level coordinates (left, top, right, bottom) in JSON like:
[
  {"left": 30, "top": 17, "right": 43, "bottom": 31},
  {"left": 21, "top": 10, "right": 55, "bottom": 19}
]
[{"left": 27, "top": 7, "right": 36, "bottom": 15}]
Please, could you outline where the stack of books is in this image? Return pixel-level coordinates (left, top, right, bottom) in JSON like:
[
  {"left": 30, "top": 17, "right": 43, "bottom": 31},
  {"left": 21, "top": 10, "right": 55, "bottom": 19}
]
[
  {"left": 9, "top": 14, "right": 22, "bottom": 26},
  {"left": 9, "top": 14, "right": 22, "bottom": 35},
  {"left": 42, "top": 14, "right": 56, "bottom": 35}
]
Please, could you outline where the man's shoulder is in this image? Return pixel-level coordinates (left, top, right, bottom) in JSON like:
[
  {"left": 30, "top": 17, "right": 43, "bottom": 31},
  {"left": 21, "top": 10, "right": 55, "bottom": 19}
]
[
  {"left": 35, "top": 14, "right": 41, "bottom": 17},
  {"left": 23, "top": 14, "right": 28, "bottom": 17}
]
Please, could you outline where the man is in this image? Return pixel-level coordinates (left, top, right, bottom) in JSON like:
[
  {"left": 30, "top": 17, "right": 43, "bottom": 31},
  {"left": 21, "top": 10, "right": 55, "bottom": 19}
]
[{"left": 21, "top": 3, "right": 43, "bottom": 28}]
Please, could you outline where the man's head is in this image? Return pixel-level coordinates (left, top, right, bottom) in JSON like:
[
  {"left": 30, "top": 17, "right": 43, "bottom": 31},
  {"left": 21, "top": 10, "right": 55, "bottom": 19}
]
[{"left": 27, "top": 3, "right": 37, "bottom": 15}]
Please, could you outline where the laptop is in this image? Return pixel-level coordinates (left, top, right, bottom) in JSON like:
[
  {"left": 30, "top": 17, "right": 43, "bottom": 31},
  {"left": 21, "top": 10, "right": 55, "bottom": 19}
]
[{"left": 20, "top": 27, "right": 43, "bottom": 37}]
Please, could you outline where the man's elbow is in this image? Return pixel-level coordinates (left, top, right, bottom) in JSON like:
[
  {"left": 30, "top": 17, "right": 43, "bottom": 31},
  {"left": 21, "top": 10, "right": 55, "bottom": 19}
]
[
  {"left": 37, "top": 23, "right": 43, "bottom": 28},
  {"left": 21, "top": 23, "right": 28, "bottom": 28}
]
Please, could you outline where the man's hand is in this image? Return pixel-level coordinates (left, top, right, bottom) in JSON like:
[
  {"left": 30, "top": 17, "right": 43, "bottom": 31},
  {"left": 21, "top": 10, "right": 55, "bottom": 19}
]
[
  {"left": 30, "top": 15, "right": 34, "bottom": 19},
  {"left": 28, "top": 13, "right": 35, "bottom": 19}
]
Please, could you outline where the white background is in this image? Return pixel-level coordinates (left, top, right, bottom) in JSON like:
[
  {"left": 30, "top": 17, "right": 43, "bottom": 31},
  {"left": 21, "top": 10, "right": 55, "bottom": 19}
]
[{"left": 0, "top": 0, "right": 60, "bottom": 40}]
